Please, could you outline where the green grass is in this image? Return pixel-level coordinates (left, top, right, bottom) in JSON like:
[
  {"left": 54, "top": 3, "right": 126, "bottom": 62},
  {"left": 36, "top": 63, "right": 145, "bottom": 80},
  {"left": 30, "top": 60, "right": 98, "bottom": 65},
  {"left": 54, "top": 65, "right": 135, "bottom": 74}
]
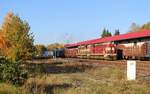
[{"left": 0, "top": 59, "right": 150, "bottom": 94}]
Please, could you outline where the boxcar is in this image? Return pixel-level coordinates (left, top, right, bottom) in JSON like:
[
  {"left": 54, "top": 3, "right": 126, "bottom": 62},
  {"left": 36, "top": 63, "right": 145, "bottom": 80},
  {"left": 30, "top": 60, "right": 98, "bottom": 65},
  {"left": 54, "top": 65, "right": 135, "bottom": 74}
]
[
  {"left": 53, "top": 49, "right": 65, "bottom": 58},
  {"left": 117, "top": 41, "right": 150, "bottom": 60}
]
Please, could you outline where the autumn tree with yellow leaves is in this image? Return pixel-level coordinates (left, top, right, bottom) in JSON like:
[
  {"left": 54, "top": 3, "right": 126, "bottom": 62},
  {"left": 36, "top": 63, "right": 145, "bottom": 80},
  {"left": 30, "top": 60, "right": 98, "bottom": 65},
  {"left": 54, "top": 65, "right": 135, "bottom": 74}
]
[{"left": 0, "top": 12, "right": 35, "bottom": 61}]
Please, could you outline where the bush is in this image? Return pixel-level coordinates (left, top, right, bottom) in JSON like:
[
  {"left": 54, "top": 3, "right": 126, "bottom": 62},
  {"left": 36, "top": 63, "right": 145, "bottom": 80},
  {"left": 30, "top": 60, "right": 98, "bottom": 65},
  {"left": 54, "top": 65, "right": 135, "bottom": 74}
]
[{"left": 0, "top": 57, "right": 28, "bottom": 85}]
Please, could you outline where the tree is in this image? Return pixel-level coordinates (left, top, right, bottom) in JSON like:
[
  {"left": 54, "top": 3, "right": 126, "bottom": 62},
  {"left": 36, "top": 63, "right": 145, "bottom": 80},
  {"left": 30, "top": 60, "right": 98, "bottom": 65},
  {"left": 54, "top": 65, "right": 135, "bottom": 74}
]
[
  {"left": 0, "top": 12, "right": 29, "bottom": 84},
  {"left": 47, "top": 43, "right": 64, "bottom": 51},
  {"left": 101, "top": 28, "right": 107, "bottom": 38},
  {"left": 114, "top": 29, "right": 120, "bottom": 36},
  {"left": 1, "top": 12, "right": 35, "bottom": 61},
  {"left": 101, "top": 28, "right": 112, "bottom": 38},
  {"left": 0, "top": 32, "right": 8, "bottom": 55},
  {"left": 35, "top": 44, "right": 47, "bottom": 56},
  {"left": 107, "top": 30, "right": 112, "bottom": 37},
  {"left": 141, "top": 22, "right": 150, "bottom": 30},
  {"left": 0, "top": 12, "right": 13, "bottom": 55},
  {"left": 128, "top": 23, "right": 140, "bottom": 33}
]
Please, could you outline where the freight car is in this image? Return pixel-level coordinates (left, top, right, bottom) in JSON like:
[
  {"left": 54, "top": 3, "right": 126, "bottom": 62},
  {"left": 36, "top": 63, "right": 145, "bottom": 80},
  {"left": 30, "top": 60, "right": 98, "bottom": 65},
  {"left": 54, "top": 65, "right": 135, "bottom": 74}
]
[
  {"left": 116, "top": 41, "right": 150, "bottom": 60},
  {"left": 65, "top": 30, "right": 150, "bottom": 60},
  {"left": 34, "top": 51, "right": 53, "bottom": 59},
  {"left": 53, "top": 49, "right": 65, "bottom": 58}
]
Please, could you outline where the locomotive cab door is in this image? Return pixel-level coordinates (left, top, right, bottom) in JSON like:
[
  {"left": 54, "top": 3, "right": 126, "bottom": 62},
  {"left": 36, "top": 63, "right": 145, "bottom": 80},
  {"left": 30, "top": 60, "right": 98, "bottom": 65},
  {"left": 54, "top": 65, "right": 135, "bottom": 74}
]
[{"left": 117, "top": 49, "right": 123, "bottom": 60}]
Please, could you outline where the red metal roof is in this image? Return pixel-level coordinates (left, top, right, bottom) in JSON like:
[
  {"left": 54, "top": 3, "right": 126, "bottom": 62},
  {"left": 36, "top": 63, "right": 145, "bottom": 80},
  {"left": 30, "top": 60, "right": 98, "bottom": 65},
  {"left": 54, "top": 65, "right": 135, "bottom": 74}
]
[
  {"left": 65, "top": 30, "right": 150, "bottom": 47},
  {"left": 64, "top": 43, "right": 79, "bottom": 48},
  {"left": 93, "top": 29, "right": 150, "bottom": 44}
]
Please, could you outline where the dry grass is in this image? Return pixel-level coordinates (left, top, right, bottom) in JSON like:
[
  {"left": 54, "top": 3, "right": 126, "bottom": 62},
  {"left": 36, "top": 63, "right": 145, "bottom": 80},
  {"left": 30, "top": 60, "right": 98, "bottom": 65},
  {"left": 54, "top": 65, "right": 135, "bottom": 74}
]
[{"left": 0, "top": 59, "right": 150, "bottom": 94}]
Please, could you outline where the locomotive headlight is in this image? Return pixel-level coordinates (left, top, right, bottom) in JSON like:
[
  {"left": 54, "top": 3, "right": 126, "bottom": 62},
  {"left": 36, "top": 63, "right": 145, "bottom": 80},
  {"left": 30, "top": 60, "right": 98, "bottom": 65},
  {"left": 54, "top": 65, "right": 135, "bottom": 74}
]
[
  {"left": 111, "top": 47, "right": 115, "bottom": 53},
  {"left": 112, "top": 48, "right": 115, "bottom": 50}
]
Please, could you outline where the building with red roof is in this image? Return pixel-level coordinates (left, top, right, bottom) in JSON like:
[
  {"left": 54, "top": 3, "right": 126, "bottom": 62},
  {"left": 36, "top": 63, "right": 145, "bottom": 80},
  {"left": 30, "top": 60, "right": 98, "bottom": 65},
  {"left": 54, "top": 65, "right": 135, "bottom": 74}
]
[{"left": 65, "top": 30, "right": 150, "bottom": 48}]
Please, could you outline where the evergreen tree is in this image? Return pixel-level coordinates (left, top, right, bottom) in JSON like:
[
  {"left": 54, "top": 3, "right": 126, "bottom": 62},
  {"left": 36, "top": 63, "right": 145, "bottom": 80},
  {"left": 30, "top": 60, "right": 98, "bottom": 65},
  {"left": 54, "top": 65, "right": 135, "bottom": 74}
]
[
  {"left": 114, "top": 29, "right": 120, "bottom": 35},
  {"left": 101, "top": 28, "right": 112, "bottom": 38},
  {"left": 101, "top": 28, "right": 107, "bottom": 38}
]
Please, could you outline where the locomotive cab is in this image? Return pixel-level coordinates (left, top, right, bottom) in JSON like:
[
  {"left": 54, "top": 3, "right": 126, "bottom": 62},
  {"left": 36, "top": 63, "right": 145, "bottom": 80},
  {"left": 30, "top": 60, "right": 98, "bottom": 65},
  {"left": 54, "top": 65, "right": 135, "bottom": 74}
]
[{"left": 104, "top": 44, "right": 117, "bottom": 60}]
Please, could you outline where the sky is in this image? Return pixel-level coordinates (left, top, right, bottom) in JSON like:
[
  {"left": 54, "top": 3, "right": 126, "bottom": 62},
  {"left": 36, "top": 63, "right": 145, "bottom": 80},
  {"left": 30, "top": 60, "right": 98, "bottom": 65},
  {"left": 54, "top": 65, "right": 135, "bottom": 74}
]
[{"left": 0, "top": 0, "right": 150, "bottom": 45}]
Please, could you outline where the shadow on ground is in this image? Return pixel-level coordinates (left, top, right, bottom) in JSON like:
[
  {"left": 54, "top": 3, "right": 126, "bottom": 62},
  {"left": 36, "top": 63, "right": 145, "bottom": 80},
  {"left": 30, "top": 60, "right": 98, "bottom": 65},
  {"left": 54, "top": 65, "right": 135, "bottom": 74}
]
[
  {"left": 25, "top": 82, "right": 72, "bottom": 94},
  {"left": 25, "top": 61, "right": 93, "bottom": 74},
  {"left": 44, "top": 83, "right": 72, "bottom": 94}
]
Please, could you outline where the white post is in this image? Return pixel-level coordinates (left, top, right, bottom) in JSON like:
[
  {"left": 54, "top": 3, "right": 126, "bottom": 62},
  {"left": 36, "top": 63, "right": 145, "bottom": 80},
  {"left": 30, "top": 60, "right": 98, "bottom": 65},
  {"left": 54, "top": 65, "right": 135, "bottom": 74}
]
[{"left": 127, "top": 60, "right": 136, "bottom": 80}]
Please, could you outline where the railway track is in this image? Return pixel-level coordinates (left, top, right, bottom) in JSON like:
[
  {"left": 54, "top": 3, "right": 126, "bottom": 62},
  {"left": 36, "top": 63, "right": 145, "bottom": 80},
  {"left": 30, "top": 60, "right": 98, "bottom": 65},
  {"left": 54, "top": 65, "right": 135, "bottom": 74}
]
[{"left": 60, "top": 58, "right": 150, "bottom": 83}]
